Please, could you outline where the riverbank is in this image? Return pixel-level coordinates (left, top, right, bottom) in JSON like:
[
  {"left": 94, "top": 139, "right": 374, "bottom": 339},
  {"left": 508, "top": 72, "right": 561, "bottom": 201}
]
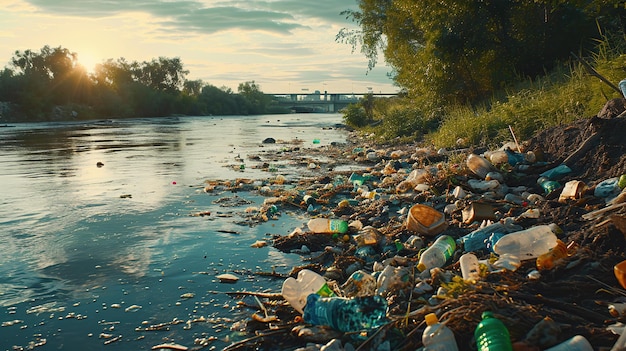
[{"left": 218, "top": 113, "right": 626, "bottom": 350}]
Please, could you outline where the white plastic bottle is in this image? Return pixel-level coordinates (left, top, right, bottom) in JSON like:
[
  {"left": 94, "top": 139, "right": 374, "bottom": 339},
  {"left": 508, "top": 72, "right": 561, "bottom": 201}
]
[
  {"left": 492, "top": 224, "right": 558, "bottom": 260},
  {"left": 460, "top": 253, "right": 480, "bottom": 281},
  {"left": 545, "top": 335, "right": 593, "bottom": 351},
  {"left": 307, "top": 218, "right": 349, "bottom": 234},
  {"left": 281, "top": 269, "right": 335, "bottom": 313},
  {"left": 422, "top": 313, "right": 459, "bottom": 351},
  {"left": 417, "top": 235, "right": 456, "bottom": 272}
]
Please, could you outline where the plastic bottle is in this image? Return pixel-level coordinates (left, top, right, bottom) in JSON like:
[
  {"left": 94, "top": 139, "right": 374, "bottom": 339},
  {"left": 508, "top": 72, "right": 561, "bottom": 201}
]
[
  {"left": 467, "top": 153, "right": 493, "bottom": 179},
  {"left": 281, "top": 269, "right": 335, "bottom": 313},
  {"left": 474, "top": 311, "right": 513, "bottom": 351},
  {"left": 417, "top": 235, "right": 456, "bottom": 272},
  {"left": 460, "top": 253, "right": 481, "bottom": 281},
  {"left": 459, "top": 219, "right": 522, "bottom": 253},
  {"left": 536, "top": 239, "right": 568, "bottom": 270},
  {"left": 545, "top": 335, "right": 593, "bottom": 351},
  {"left": 302, "top": 294, "right": 388, "bottom": 332},
  {"left": 307, "top": 218, "right": 349, "bottom": 234},
  {"left": 492, "top": 224, "right": 558, "bottom": 260},
  {"left": 620, "top": 79, "right": 626, "bottom": 97},
  {"left": 422, "top": 313, "right": 459, "bottom": 351}
]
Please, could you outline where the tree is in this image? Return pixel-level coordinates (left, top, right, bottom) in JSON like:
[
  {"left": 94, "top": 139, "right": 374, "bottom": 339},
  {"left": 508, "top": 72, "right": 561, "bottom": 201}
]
[
  {"left": 237, "top": 81, "right": 270, "bottom": 114},
  {"left": 338, "top": 1, "right": 620, "bottom": 105}
]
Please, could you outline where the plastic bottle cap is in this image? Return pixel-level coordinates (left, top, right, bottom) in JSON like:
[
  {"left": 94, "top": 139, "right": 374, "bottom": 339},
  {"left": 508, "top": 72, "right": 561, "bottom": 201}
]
[{"left": 425, "top": 313, "right": 439, "bottom": 326}]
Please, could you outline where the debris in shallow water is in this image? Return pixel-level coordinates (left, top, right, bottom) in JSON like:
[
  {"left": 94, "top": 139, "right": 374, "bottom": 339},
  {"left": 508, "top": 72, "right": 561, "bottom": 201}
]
[
  {"left": 124, "top": 304, "right": 142, "bottom": 312},
  {"left": 26, "top": 302, "right": 64, "bottom": 315},
  {"left": 216, "top": 273, "right": 239, "bottom": 283},
  {"left": 1, "top": 319, "right": 23, "bottom": 327},
  {"left": 151, "top": 343, "right": 188, "bottom": 350},
  {"left": 250, "top": 240, "right": 268, "bottom": 248}
]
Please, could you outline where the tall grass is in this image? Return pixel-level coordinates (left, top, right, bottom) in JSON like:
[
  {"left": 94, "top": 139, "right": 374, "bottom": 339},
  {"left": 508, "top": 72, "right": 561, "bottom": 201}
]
[{"left": 361, "top": 32, "right": 626, "bottom": 149}]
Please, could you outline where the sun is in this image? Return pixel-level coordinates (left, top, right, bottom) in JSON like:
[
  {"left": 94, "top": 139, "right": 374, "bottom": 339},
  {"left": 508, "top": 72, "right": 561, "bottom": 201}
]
[{"left": 76, "top": 52, "right": 101, "bottom": 74}]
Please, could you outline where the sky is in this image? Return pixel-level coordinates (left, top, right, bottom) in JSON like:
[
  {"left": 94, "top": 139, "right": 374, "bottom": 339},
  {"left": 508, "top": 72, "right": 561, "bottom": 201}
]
[{"left": 0, "top": 0, "right": 398, "bottom": 94}]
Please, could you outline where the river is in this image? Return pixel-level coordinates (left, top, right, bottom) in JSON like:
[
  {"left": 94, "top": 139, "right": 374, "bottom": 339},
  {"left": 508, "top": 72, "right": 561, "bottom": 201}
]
[{"left": 0, "top": 113, "right": 351, "bottom": 350}]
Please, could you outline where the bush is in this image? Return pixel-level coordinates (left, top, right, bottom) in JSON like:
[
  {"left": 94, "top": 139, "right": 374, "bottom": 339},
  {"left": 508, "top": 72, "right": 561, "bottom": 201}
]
[{"left": 342, "top": 103, "right": 368, "bottom": 127}]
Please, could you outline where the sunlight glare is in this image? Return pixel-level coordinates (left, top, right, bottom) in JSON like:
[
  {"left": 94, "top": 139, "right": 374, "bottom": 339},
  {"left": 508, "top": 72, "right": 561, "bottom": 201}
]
[{"left": 77, "top": 52, "right": 100, "bottom": 74}]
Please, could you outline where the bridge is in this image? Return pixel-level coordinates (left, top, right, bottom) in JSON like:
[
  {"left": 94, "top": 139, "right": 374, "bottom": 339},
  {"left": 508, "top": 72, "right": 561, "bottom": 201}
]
[{"left": 268, "top": 92, "right": 399, "bottom": 113}]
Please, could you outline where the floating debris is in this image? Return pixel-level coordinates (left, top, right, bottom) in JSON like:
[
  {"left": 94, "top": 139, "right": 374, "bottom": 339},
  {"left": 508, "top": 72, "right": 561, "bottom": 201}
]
[
  {"left": 216, "top": 273, "right": 239, "bottom": 283},
  {"left": 124, "top": 304, "right": 142, "bottom": 312},
  {"left": 151, "top": 343, "right": 188, "bottom": 350}
]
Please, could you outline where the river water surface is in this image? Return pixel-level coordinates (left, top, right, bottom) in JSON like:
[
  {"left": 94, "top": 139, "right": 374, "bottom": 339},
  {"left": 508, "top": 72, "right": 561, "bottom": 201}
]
[{"left": 0, "top": 113, "right": 350, "bottom": 350}]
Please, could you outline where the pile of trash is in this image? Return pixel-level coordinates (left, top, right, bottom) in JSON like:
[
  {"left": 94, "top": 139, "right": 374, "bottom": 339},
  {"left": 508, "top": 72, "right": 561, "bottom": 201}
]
[{"left": 218, "top": 114, "right": 626, "bottom": 351}]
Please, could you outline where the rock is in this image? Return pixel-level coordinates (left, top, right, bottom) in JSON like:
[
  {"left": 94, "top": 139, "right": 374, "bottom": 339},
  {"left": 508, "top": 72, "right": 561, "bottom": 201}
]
[{"left": 263, "top": 137, "right": 276, "bottom": 144}]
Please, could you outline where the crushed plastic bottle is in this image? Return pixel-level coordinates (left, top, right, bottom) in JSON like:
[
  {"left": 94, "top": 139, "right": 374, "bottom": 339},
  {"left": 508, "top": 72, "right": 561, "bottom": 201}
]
[
  {"left": 417, "top": 235, "right": 456, "bottom": 272},
  {"left": 475, "top": 311, "right": 513, "bottom": 351},
  {"left": 303, "top": 294, "right": 388, "bottom": 332},
  {"left": 493, "top": 224, "right": 559, "bottom": 260},
  {"left": 422, "top": 313, "right": 459, "bottom": 351}
]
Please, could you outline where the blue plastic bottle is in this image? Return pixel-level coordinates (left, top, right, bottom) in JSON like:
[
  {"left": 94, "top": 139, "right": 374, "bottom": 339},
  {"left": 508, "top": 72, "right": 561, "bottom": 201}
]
[
  {"left": 303, "top": 294, "right": 388, "bottom": 332},
  {"left": 475, "top": 311, "right": 513, "bottom": 351}
]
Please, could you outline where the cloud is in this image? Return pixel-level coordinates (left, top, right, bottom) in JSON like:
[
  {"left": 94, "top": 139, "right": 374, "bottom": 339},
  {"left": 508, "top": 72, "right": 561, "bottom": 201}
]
[{"left": 23, "top": 0, "right": 358, "bottom": 35}]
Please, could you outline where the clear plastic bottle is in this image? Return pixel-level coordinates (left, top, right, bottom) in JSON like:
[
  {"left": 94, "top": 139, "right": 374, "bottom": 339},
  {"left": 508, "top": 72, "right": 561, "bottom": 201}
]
[
  {"left": 459, "top": 219, "right": 521, "bottom": 253},
  {"left": 281, "top": 269, "right": 335, "bottom": 313},
  {"left": 422, "top": 313, "right": 459, "bottom": 351},
  {"left": 492, "top": 225, "right": 558, "bottom": 260},
  {"left": 536, "top": 239, "right": 568, "bottom": 270},
  {"left": 417, "top": 235, "right": 456, "bottom": 272},
  {"left": 475, "top": 311, "right": 513, "bottom": 351},
  {"left": 307, "top": 218, "right": 349, "bottom": 234},
  {"left": 302, "top": 294, "right": 388, "bottom": 332},
  {"left": 545, "top": 335, "right": 593, "bottom": 351}
]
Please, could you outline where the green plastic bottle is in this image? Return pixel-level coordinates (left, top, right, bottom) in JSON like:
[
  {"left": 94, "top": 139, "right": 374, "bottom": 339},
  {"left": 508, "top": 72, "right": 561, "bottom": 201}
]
[{"left": 475, "top": 311, "right": 513, "bottom": 351}]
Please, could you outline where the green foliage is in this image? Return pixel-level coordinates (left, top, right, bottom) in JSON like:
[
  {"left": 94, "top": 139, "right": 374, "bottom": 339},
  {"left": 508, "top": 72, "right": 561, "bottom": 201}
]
[
  {"left": 0, "top": 45, "right": 283, "bottom": 122},
  {"left": 342, "top": 103, "right": 368, "bottom": 128},
  {"left": 340, "top": 1, "right": 621, "bottom": 105},
  {"left": 428, "top": 35, "right": 626, "bottom": 149},
  {"left": 379, "top": 103, "right": 438, "bottom": 140}
]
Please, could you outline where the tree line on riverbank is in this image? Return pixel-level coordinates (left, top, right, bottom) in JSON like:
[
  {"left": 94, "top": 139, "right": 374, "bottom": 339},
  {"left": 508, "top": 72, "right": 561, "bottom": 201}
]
[
  {"left": 340, "top": 1, "right": 626, "bottom": 149},
  {"left": 0, "top": 46, "right": 284, "bottom": 122}
]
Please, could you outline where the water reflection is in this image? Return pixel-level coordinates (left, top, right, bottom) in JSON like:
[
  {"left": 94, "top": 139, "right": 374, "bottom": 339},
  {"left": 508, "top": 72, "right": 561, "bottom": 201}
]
[{"left": 0, "top": 114, "right": 347, "bottom": 350}]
